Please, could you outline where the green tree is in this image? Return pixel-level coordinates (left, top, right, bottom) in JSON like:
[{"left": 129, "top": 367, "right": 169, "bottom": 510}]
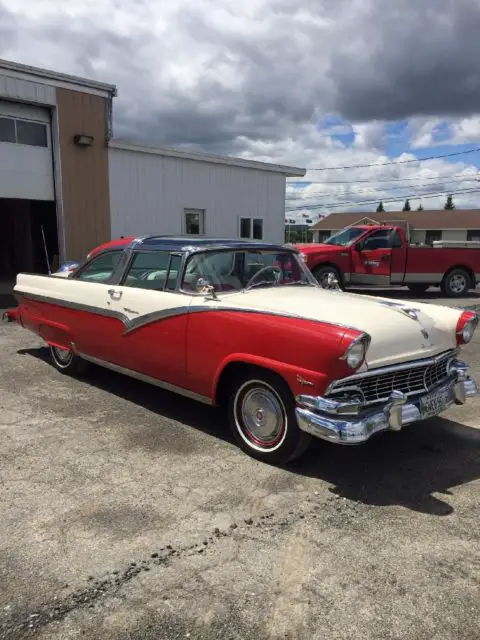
[
  {"left": 444, "top": 194, "right": 455, "bottom": 210},
  {"left": 417, "top": 204, "right": 424, "bottom": 211},
  {"left": 402, "top": 199, "right": 411, "bottom": 212},
  {"left": 376, "top": 201, "right": 385, "bottom": 212}
]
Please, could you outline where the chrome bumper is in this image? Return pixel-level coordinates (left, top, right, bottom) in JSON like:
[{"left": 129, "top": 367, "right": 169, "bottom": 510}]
[{"left": 295, "top": 360, "right": 477, "bottom": 445}]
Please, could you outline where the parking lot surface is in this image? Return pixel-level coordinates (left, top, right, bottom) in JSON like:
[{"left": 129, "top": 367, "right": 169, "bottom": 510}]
[{"left": 1, "top": 289, "right": 480, "bottom": 639}]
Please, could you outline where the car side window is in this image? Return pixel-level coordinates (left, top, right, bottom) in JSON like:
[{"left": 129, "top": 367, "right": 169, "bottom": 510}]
[
  {"left": 123, "top": 251, "right": 179, "bottom": 290},
  {"left": 391, "top": 231, "right": 403, "bottom": 248},
  {"left": 74, "top": 251, "right": 123, "bottom": 283},
  {"left": 362, "top": 230, "right": 392, "bottom": 250}
]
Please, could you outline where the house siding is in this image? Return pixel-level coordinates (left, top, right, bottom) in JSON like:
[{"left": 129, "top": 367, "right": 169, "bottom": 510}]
[{"left": 108, "top": 146, "right": 287, "bottom": 243}]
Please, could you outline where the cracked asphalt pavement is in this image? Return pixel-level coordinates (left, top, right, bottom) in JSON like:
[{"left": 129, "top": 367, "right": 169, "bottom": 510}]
[{"left": 1, "top": 291, "right": 480, "bottom": 639}]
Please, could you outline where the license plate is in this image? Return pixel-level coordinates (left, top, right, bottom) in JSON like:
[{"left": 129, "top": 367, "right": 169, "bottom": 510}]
[{"left": 420, "top": 383, "right": 453, "bottom": 419}]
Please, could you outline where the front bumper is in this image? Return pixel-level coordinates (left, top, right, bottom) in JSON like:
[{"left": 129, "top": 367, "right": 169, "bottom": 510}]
[{"left": 295, "top": 359, "right": 477, "bottom": 445}]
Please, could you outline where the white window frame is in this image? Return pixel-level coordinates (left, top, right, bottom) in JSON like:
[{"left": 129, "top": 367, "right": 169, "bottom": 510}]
[
  {"left": 239, "top": 216, "right": 264, "bottom": 240},
  {"left": 183, "top": 208, "right": 206, "bottom": 236}
]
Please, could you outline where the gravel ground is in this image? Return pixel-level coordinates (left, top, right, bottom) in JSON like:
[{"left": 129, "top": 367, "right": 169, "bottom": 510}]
[{"left": 1, "top": 291, "right": 480, "bottom": 640}]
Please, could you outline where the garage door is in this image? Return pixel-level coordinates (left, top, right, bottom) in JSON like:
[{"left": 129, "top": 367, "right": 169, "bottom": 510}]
[{"left": 0, "top": 100, "right": 54, "bottom": 200}]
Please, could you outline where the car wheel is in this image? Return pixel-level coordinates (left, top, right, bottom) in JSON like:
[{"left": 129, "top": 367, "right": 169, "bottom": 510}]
[
  {"left": 407, "top": 283, "right": 429, "bottom": 295},
  {"left": 49, "top": 345, "right": 89, "bottom": 375},
  {"left": 312, "top": 265, "right": 343, "bottom": 290},
  {"left": 441, "top": 268, "right": 470, "bottom": 297},
  {"left": 228, "top": 370, "right": 312, "bottom": 465}
]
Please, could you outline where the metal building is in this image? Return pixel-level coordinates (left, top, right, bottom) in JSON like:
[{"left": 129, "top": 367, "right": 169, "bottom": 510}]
[{"left": 0, "top": 58, "right": 305, "bottom": 295}]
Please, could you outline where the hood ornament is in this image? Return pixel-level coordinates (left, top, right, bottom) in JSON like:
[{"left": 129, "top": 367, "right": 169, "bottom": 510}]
[{"left": 375, "top": 299, "right": 420, "bottom": 321}]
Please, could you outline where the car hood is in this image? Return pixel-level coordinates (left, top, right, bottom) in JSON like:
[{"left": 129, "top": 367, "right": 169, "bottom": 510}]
[
  {"left": 222, "top": 286, "right": 462, "bottom": 369},
  {"left": 295, "top": 243, "right": 343, "bottom": 254}
]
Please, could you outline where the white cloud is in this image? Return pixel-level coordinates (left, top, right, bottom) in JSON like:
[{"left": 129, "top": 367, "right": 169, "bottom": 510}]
[{"left": 1, "top": 0, "right": 480, "bottom": 216}]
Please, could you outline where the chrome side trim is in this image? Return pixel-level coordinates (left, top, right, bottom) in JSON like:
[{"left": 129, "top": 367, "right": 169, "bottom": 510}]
[
  {"left": 17, "top": 291, "right": 131, "bottom": 325},
  {"left": 78, "top": 353, "right": 213, "bottom": 405},
  {"left": 16, "top": 290, "right": 362, "bottom": 335}
]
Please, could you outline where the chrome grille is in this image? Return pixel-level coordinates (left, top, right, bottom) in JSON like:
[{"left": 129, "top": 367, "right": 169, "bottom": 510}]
[{"left": 328, "top": 350, "right": 455, "bottom": 406}]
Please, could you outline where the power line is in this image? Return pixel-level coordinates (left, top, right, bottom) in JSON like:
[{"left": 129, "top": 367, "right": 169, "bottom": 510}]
[
  {"left": 285, "top": 179, "right": 480, "bottom": 200},
  {"left": 285, "top": 187, "right": 480, "bottom": 212},
  {"left": 287, "top": 173, "right": 480, "bottom": 185},
  {"left": 305, "top": 147, "right": 480, "bottom": 171}
]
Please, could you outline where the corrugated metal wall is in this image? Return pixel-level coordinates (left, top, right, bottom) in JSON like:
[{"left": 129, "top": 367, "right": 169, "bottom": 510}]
[
  {"left": 0, "top": 74, "right": 56, "bottom": 106},
  {"left": 108, "top": 146, "right": 286, "bottom": 243},
  {"left": 56, "top": 88, "right": 111, "bottom": 260}
]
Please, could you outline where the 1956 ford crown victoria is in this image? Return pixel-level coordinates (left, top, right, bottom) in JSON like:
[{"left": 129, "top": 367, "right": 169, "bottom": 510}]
[{"left": 3, "top": 235, "right": 479, "bottom": 464}]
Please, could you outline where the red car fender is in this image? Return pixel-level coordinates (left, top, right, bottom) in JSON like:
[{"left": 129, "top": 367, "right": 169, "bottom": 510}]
[{"left": 211, "top": 352, "right": 331, "bottom": 403}]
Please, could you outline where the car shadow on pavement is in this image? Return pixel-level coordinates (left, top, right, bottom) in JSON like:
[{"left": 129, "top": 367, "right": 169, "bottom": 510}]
[
  {"left": 19, "top": 346, "right": 480, "bottom": 518},
  {"left": 291, "top": 417, "right": 480, "bottom": 516}
]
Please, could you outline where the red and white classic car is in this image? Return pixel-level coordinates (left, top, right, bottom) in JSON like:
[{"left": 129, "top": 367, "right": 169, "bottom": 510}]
[{"left": 3, "top": 235, "right": 479, "bottom": 464}]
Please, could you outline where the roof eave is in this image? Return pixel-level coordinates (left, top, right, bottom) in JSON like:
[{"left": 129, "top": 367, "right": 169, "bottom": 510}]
[
  {"left": 0, "top": 58, "right": 118, "bottom": 96},
  {"left": 109, "top": 139, "right": 305, "bottom": 176}
]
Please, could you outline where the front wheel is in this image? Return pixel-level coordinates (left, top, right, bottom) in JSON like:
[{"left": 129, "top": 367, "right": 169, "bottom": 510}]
[
  {"left": 312, "top": 265, "right": 344, "bottom": 290},
  {"left": 227, "top": 370, "right": 311, "bottom": 465},
  {"left": 441, "top": 268, "right": 471, "bottom": 297},
  {"left": 50, "top": 345, "right": 89, "bottom": 375}
]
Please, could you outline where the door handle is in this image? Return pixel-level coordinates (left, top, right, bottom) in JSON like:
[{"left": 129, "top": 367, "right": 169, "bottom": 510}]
[
  {"left": 108, "top": 289, "right": 123, "bottom": 300},
  {"left": 380, "top": 255, "right": 390, "bottom": 261}
]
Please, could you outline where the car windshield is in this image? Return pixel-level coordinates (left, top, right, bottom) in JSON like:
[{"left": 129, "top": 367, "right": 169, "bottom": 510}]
[
  {"left": 324, "top": 227, "right": 365, "bottom": 246},
  {"left": 182, "top": 249, "right": 314, "bottom": 294}
]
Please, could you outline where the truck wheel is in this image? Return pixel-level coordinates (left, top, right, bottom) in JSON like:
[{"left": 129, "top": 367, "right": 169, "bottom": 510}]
[
  {"left": 50, "top": 345, "right": 89, "bottom": 375},
  {"left": 407, "top": 284, "right": 429, "bottom": 295},
  {"left": 227, "top": 369, "right": 312, "bottom": 465},
  {"left": 312, "top": 265, "right": 343, "bottom": 290},
  {"left": 441, "top": 268, "right": 470, "bottom": 297}
]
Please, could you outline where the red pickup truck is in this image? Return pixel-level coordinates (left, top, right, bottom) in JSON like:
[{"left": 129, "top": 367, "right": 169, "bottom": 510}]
[{"left": 296, "top": 224, "right": 480, "bottom": 297}]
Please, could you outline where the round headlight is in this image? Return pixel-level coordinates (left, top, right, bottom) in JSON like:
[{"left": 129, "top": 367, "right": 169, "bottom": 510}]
[{"left": 346, "top": 340, "right": 366, "bottom": 369}]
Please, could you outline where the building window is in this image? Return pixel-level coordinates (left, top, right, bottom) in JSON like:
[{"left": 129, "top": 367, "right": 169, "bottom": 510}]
[
  {"left": 467, "top": 230, "right": 480, "bottom": 241},
  {"left": 316, "top": 231, "right": 331, "bottom": 242},
  {"left": 0, "top": 115, "right": 48, "bottom": 147},
  {"left": 240, "top": 217, "right": 263, "bottom": 240},
  {"left": 0, "top": 117, "right": 16, "bottom": 143},
  {"left": 425, "top": 230, "right": 442, "bottom": 244},
  {"left": 16, "top": 120, "right": 48, "bottom": 147},
  {"left": 184, "top": 208, "right": 205, "bottom": 235}
]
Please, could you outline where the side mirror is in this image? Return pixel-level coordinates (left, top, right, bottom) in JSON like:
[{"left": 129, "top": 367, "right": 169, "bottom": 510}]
[
  {"left": 355, "top": 243, "right": 362, "bottom": 252},
  {"left": 196, "top": 277, "right": 218, "bottom": 299}
]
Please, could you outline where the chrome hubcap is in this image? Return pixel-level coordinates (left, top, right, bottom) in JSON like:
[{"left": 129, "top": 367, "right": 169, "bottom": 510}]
[
  {"left": 52, "top": 346, "right": 73, "bottom": 365},
  {"left": 241, "top": 386, "right": 285, "bottom": 447},
  {"left": 450, "top": 274, "right": 467, "bottom": 294},
  {"left": 318, "top": 271, "right": 338, "bottom": 289}
]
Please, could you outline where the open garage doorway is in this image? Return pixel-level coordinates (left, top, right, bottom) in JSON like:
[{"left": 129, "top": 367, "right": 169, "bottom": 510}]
[{"left": 0, "top": 199, "right": 59, "bottom": 308}]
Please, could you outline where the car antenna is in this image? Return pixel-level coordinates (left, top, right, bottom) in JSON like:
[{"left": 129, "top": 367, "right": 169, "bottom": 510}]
[{"left": 40, "top": 224, "right": 52, "bottom": 275}]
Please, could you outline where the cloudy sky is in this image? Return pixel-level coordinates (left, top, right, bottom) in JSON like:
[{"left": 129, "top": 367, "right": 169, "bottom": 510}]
[{"left": 2, "top": 0, "right": 480, "bottom": 222}]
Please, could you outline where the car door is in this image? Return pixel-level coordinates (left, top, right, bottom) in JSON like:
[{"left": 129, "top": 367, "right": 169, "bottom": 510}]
[
  {"left": 60, "top": 249, "right": 127, "bottom": 360},
  {"left": 104, "top": 249, "right": 190, "bottom": 389},
  {"left": 350, "top": 228, "right": 394, "bottom": 285}
]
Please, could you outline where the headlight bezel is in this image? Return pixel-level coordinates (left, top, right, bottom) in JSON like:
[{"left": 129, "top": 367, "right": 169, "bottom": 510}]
[
  {"left": 456, "top": 311, "right": 479, "bottom": 345},
  {"left": 340, "top": 332, "right": 371, "bottom": 370}
]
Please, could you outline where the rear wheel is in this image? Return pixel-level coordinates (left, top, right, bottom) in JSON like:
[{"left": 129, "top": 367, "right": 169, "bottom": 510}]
[
  {"left": 50, "top": 345, "right": 89, "bottom": 375},
  {"left": 407, "top": 283, "right": 429, "bottom": 295},
  {"left": 227, "top": 369, "right": 311, "bottom": 465},
  {"left": 312, "top": 265, "right": 343, "bottom": 290},
  {"left": 441, "top": 268, "right": 471, "bottom": 297}
]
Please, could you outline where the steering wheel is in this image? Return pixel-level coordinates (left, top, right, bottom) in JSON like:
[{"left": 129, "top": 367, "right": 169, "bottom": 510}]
[{"left": 245, "top": 265, "right": 282, "bottom": 288}]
